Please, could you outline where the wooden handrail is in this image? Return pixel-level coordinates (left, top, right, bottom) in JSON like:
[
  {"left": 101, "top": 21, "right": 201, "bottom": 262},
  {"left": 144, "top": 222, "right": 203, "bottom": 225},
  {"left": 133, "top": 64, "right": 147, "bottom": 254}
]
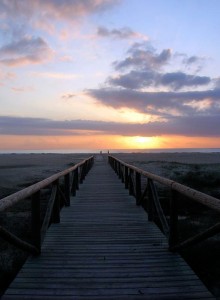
[
  {"left": 108, "top": 155, "right": 220, "bottom": 251},
  {"left": 108, "top": 155, "right": 220, "bottom": 213},
  {"left": 0, "top": 155, "right": 94, "bottom": 254},
  {"left": 0, "top": 156, "right": 94, "bottom": 212}
]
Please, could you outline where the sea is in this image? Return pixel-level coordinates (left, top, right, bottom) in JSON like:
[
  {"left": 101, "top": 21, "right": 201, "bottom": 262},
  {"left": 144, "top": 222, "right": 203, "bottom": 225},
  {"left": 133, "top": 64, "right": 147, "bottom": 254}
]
[{"left": 0, "top": 148, "right": 220, "bottom": 154}]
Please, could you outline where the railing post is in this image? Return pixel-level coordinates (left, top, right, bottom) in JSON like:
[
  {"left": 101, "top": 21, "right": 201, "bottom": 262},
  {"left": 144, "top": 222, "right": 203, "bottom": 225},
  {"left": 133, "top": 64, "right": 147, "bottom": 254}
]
[
  {"left": 80, "top": 165, "right": 84, "bottom": 184},
  {"left": 125, "top": 166, "right": 129, "bottom": 189},
  {"left": 64, "top": 173, "right": 70, "bottom": 206},
  {"left": 85, "top": 160, "right": 89, "bottom": 176},
  {"left": 129, "top": 169, "right": 134, "bottom": 196},
  {"left": 147, "top": 179, "right": 154, "bottom": 221},
  {"left": 135, "top": 172, "right": 141, "bottom": 205},
  {"left": 118, "top": 162, "right": 122, "bottom": 179},
  {"left": 169, "top": 190, "right": 179, "bottom": 249},
  {"left": 75, "top": 168, "right": 79, "bottom": 190},
  {"left": 115, "top": 161, "right": 119, "bottom": 176},
  {"left": 52, "top": 180, "right": 60, "bottom": 223},
  {"left": 121, "top": 165, "right": 125, "bottom": 183},
  {"left": 31, "top": 190, "right": 41, "bottom": 254},
  {"left": 114, "top": 160, "right": 117, "bottom": 173},
  {"left": 71, "top": 167, "right": 79, "bottom": 196}
]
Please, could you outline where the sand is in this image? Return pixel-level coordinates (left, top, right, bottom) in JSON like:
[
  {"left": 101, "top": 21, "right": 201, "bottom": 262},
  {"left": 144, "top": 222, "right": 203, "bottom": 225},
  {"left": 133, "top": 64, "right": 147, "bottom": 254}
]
[
  {"left": 0, "top": 153, "right": 93, "bottom": 199},
  {"left": 0, "top": 151, "right": 220, "bottom": 199}
]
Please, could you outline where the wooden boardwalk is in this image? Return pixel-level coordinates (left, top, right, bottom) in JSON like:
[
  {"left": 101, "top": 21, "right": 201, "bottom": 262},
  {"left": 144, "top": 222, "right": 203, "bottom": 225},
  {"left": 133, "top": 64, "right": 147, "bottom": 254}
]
[{"left": 3, "top": 156, "right": 214, "bottom": 299}]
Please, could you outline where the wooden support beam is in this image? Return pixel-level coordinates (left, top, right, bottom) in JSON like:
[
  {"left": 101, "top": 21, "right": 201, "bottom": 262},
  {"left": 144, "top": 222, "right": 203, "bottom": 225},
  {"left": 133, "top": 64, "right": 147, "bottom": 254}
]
[
  {"left": 170, "top": 222, "right": 220, "bottom": 252},
  {"left": 148, "top": 180, "right": 169, "bottom": 237},
  {"left": 169, "top": 190, "right": 179, "bottom": 249},
  {"left": 41, "top": 185, "right": 57, "bottom": 243},
  {"left": 0, "top": 226, "right": 39, "bottom": 255}
]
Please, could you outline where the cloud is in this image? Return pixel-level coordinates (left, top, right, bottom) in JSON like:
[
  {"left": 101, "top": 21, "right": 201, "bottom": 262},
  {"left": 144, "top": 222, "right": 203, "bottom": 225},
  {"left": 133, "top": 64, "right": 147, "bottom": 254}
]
[
  {"left": 11, "top": 86, "right": 34, "bottom": 92},
  {"left": 87, "top": 87, "right": 220, "bottom": 116},
  {"left": 113, "top": 42, "right": 172, "bottom": 71},
  {"left": 0, "top": 0, "right": 120, "bottom": 32},
  {"left": 0, "top": 36, "right": 53, "bottom": 66},
  {"left": 97, "top": 26, "right": 147, "bottom": 40},
  {"left": 157, "top": 72, "right": 211, "bottom": 90},
  {"left": 33, "top": 72, "right": 80, "bottom": 80},
  {"left": 0, "top": 70, "right": 16, "bottom": 81},
  {"left": 108, "top": 71, "right": 211, "bottom": 90},
  {"left": 108, "top": 70, "right": 156, "bottom": 89},
  {"left": 0, "top": 115, "right": 220, "bottom": 137},
  {"left": 184, "top": 55, "right": 202, "bottom": 65},
  {"left": 61, "top": 93, "right": 76, "bottom": 99}
]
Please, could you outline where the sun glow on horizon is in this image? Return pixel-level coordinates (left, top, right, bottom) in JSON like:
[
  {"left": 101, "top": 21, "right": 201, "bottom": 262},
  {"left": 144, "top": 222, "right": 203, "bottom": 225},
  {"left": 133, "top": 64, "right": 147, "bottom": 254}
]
[{"left": 124, "top": 136, "right": 161, "bottom": 149}]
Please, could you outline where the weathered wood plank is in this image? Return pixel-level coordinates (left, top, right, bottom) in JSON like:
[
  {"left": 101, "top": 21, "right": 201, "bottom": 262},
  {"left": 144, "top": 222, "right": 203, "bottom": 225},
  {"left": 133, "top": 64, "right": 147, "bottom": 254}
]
[{"left": 2, "top": 156, "right": 214, "bottom": 299}]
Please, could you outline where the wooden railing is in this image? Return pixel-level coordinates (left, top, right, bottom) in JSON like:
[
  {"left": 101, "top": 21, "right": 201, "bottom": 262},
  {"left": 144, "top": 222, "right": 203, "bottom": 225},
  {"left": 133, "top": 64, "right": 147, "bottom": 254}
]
[
  {"left": 108, "top": 155, "right": 220, "bottom": 251},
  {"left": 0, "top": 156, "right": 94, "bottom": 255}
]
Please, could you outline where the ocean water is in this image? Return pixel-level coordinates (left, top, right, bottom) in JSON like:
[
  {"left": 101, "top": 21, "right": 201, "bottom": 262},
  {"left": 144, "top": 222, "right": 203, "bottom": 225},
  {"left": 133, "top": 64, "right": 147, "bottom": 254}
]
[{"left": 0, "top": 148, "right": 220, "bottom": 154}]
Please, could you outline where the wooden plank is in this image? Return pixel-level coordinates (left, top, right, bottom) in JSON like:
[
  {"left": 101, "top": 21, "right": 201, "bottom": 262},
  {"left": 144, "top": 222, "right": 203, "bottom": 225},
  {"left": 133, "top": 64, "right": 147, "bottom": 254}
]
[{"left": 2, "top": 156, "right": 214, "bottom": 299}]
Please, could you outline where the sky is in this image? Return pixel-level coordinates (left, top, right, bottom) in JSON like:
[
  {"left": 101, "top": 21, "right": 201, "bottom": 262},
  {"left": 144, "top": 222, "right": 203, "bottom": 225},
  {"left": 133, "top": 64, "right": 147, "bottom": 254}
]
[{"left": 0, "top": 0, "right": 220, "bottom": 151}]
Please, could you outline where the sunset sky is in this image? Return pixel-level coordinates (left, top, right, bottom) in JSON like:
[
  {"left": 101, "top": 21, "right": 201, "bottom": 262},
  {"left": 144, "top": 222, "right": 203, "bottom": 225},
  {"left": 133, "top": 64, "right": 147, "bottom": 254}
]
[{"left": 0, "top": 0, "right": 220, "bottom": 151}]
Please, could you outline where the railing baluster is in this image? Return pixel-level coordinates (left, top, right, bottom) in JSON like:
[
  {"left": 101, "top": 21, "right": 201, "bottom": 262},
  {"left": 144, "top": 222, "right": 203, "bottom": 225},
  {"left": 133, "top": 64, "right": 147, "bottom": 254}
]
[
  {"left": 79, "top": 165, "right": 83, "bottom": 183},
  {"left": 31, "top": 191, "right": 41, "bottom": 254},
  {"left": 135, "top": 172, "right": 141, "bottom": 205},
  {"left": 129, "top": 169, "right": 134, "bottom": 196},
  {"left": 121, "top": 165, "right": 125, "bottom": 183},
  {"left": 75, "top": 168, "right": 79, "bottom": 190},
  {"left": 64, "top": 173, "right": 70, "bottom": 206},
  {"left": 125, "top": 166, "right": 129, "bottom": 189},
  {"left": 118, "top": 162, "right": 122, "bottom": 179},
  {"left": 147, "top": 179, "right": 154, "bottom": 221},
  {"left": 52, "top": 179, "right": 60, "bottom": 224}
]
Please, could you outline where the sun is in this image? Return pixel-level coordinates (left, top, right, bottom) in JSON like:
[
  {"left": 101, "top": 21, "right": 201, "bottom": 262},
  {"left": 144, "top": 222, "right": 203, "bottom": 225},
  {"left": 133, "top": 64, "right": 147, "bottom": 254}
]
[
  {"left": 123, "top": 136, "right": 160, "bottom": 149},
  {"left": 134, "top": 136, "right": 151, "bottom": 144}
]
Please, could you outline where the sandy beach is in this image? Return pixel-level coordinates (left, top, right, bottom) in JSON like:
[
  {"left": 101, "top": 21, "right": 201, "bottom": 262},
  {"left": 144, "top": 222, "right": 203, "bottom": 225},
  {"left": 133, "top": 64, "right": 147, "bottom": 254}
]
[
  {"left": 0, "top": 153, "right": 93, "bottom": 199},
  {"left": 0, "top": 151, "right": 219, "bottom": 200}
]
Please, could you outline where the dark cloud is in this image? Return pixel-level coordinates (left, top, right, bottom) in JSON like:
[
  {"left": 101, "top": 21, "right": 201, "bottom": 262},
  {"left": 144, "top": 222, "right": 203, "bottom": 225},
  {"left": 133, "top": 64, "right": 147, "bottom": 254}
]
[
  {"left": 109, "top": 43, "right": 211, "bottom": 90},
  {"left": 184, "top": 55, "right": 201, "bottom": 65},
  {"left": 214, "top": 77, "right": 220, "bottom": 88},
  {"left": 97, "top": 26, "right": 144, "bottom": 39},
  {"left": 113, "top": 43, "right": 171, "bottom": 71},
  {"left": 0, "top": 115, "right": 220, "bottom": 137},
  {"left": 158, "top": 72, "right": 211, "bottom": 90},
  {"left": 0, "top": 36, "right": 53, "bottom": 66},
  {"left": 108, "top": 71, "right": 211, "bottom": 90},
  {"left": 108, "top": 70, "right": 156, "bottom": 89},
  {"left": 88, "top": 87, "right": 220, "bottom": 115}
]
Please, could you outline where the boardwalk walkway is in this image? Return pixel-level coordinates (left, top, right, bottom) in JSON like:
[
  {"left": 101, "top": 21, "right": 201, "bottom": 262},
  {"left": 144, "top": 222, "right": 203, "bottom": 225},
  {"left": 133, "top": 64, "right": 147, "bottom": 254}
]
[{"left": 3, "top": 155, "right": 214, "bottom": 299}]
